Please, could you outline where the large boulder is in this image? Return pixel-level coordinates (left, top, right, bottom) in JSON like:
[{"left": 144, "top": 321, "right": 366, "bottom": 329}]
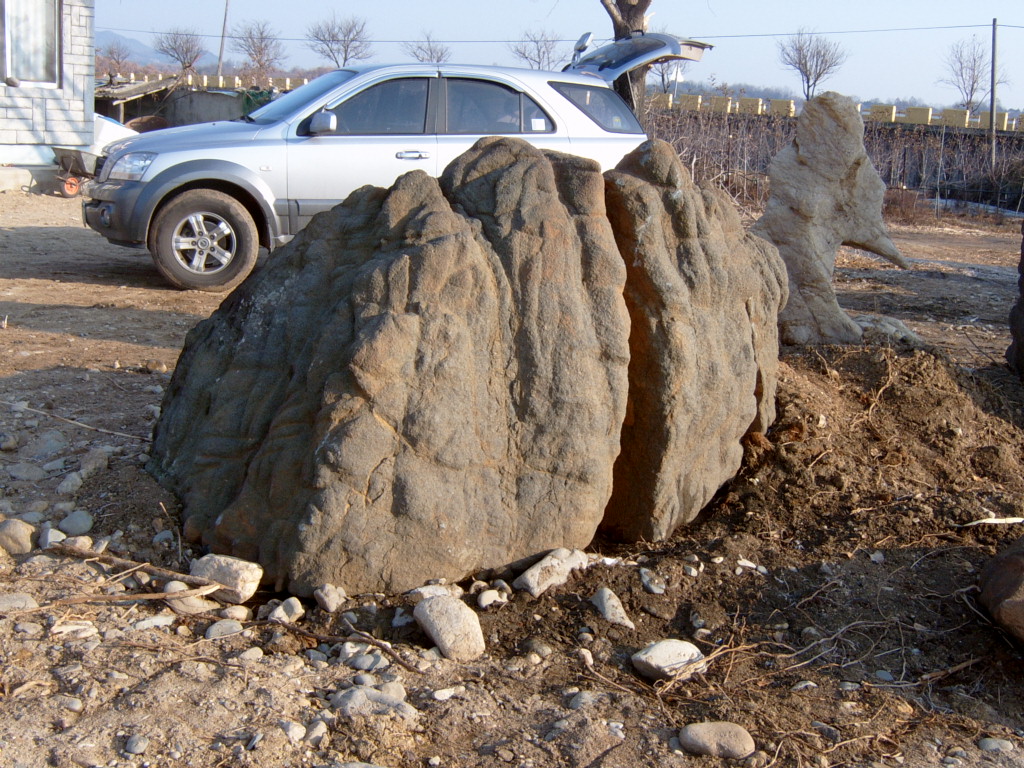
[
  {"left": 979, "top": 535, "right": 1024, "bottom": 642},
  {"left": 600, "top": 141, "right": 788, "bottom": 541},
  {"left": 1007, "top": 221, "right": 1024, "bottom": 376},
  {"left": 752, "top": 91, "right": 908, "bottom": 345},
  {"left": 148, "top": 138, "right": 631, "bottom": 595}
]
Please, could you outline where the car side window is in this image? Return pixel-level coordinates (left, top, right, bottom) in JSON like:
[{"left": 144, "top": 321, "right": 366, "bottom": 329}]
[
  {"left": 445, "top": 78, "right": 553, "bottom": 135},
  {"left": 328, "top": 78, "right": 430, "bottom": 135}
]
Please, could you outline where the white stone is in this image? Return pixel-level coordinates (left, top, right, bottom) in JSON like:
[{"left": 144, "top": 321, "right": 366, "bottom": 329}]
[
  {"left": 79, "top": 448, "right": 109, "bottom": 479},
  {"left": 0, "top": 519, "right": 35, "bottom": 554},
  {"left": 237, "top": 646, "right": 264, "bottom": 662},
  {"left": 163, "top": 580, "right": 219, "bottom": 616},
  {"left": 280, "top": 720, "right": 305, "bottom": 743},
  {"left": 38, "top": 526, "right": 66, "bottom": 549},
  {"left": 189, "top": 554, "right": 263, "bottom": 604},
  {"left": 413, "top": 595, "right": 485, "bottom": 661},
  {"left": 133, "top": 615, "right": 176, "bottom": 631},
  {"left": 406, "top": 583, "right": 464, "bottom": 603},
  {"left": 56, "top": 472, "right": 84, "bottom": 495},
  {"left": 220, "top": 605, "right": 251, "bottom": 621},
  {"left": 679, "top": 722, "right": 755, "bottom": 759},
  {"left": 590, "top": 587, "right": 635, "bottom": 629},
  {"left": 314, "top": 583, "right": 347, "bottom": 613},
  {"left": 631, "top": 639, "right": 707, "bottom": 681},
  {"left": 268, "top": 596, "right": 304, "bottom": 624},
  {"left": 329, "top": 686, "right": 419, "bottom": 722},
  {"left": 58, "top": 509, "right": 93, "bottom": 536},
  {"left": 512, "top": 548, "right": 589, "bottom": 597},
  {"left": 205, "top": 619, "right": 244, "bottom": 639},
  {"left": 125, "top": 734, "right": 150, "bottom": 755},
  {"left": 304, "top": 720, "right": 329, "bottom": 746},
  {"left": 477, "top": 589, "right": 508, "bottom": 609},
  {"left": 0, "top": 592, "right": 39, "bottom": 612}
]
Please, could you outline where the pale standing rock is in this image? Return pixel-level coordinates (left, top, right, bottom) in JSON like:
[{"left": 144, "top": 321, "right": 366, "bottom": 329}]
[
  {"left": 591, "top": 587, "right": 635, "bottom": 629},
  {"left": 0, "top": 519, "right": 36, "bottom": 554},
  {"left": 78, "top": 448, "right": 109, "bottom": 479},
  {"left": 55, "top": 471, "right": 83, "bottom": 495},
  {"left": 512, "top": 548, "right": 589, "bottom": 598},
  {"left": 190, "top": 553, "right": 263, "bottom": 603},
  {"left": 752, "top": 92, "right": 907, "bottom": 345},
  {"left": 678, "top": 721, "right": 756, "bottom": 759},
  {"left": 631, "top": 639, "right": 707, "bottom": 681},
  {"left": 413, "top": 595, "right": 485, "bottom": 661},
  {"left": 268, "top": 596, "right": 305, "bottom": 624},
  {"left": 38, "top": 526, "right": 66, "bottom": 549}
]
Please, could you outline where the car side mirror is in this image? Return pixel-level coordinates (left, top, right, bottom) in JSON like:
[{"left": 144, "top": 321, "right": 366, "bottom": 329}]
[
  {"left": 310, "top": 111, "right": 337, "bottom": 135},
  {"left": 570, "top": 33, "right": 593, "bottom": 66}
]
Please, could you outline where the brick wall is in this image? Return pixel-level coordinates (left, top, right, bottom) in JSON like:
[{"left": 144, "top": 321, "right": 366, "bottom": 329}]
[{"left": 0, "top": 0, "right": 95, "bottom": 163}]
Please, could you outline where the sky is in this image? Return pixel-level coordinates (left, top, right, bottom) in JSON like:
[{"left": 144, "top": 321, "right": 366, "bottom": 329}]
[{"left": 94, "top": 1, "right": 1024, "bottom": 110}]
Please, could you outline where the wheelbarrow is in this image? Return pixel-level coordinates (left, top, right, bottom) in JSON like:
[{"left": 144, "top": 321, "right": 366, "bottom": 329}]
[{"left": 52, "top": 146, "right": 99, "bottom": 198}]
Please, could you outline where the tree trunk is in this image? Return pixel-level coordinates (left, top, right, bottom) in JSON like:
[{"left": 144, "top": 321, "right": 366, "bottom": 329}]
[{"left": 599, "top": 0, "right": 654, "bottom": 112}]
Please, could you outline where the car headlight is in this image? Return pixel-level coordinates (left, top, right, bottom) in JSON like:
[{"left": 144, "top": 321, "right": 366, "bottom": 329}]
[{"left": 106, "top": 152, "right": 157, "bottom": 181}]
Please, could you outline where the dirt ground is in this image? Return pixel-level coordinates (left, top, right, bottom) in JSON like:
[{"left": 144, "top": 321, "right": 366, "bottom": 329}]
[{"left": 1, "top": 188, "right": 1024, "bottom": 768}]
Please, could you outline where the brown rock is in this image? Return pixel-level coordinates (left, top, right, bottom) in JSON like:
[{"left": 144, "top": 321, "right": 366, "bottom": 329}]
[
  {"left": 149, "top": 138, "right": 630, "bottom": 595},
  {"left": 752, "top": 92, "right": 908, "bottom": 345},
  {"left": 979, "top": 535, "right": 1024, "bottom": 641},
  {"left": 1007, "top": 221, "right": 1024, "bottom": 376},
  {"left": 600, "top": 140, "right": 788, "bottom": 540}
]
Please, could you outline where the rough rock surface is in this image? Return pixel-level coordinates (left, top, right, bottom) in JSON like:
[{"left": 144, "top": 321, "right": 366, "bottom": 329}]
[
  {"left": 752, "top": 91, "right": 908, "bottom": 345},
  {"left": 1007, "top": 221, "right": 1024, "bottom": 376},
  {"left": 601, "top": 141, "right": 787, "bottom": 540},
  {"left": 978, "top": 534, "right": 1024, "bottom": 641},
  {"left": 149, "top": 138, "right": 630, "bottom": 595}
]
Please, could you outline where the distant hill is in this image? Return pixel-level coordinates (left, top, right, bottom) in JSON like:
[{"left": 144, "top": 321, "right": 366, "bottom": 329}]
[{"left": 95, "top": 30, "right": 218, "bottom": 71}]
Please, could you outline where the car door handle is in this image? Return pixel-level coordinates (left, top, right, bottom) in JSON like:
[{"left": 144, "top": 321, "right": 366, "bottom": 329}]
[{"left": 395, "top": 151, "right": 430, "bottom": 160}]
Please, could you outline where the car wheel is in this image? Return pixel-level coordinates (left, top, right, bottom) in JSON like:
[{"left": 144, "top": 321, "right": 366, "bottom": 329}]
[{"left": 150, "top": 189, "right": 259, "bottom": 292}]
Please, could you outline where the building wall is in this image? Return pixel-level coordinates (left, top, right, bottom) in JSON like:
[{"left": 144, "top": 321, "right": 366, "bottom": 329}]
[{"left": 0, "top": 0, "right": 95, "bottom": 165}]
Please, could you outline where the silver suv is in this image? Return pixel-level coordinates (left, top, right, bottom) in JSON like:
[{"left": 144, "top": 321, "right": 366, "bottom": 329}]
[{"left": 83, "top": 33, "right": 708, "bottom": 291}]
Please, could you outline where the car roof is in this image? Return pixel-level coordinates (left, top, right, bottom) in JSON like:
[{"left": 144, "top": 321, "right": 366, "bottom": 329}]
[{"left": 335, "top": 62, "right": 616, "bottom": 89}]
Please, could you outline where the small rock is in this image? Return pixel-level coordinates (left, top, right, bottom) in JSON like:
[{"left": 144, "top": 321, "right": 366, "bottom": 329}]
[
  {"left": 790, "top": 680, "right": 818, "bottom": 692},
  {"left": 330, "top": 686, "right": 419, "bottom": 722},
  {"left": 0, "top": 592, "right": 39, "bottom": 612},
  {"left": 7, "top": 463, "right": 46, "bottom": 482},
  {"left": 237, "top": 647, "right": 264, "bottom": 662},
  {"left": 978, "top": 738, "right": 1014, "bottom": 753},
  {"left": 874, "top": 669, "right": 894, "bottom": 682},
  {"left": 413, "top": 595, "right": 485, "bottom": 661},
  {"left": 348, "top": 652, "right": 389, "bottom": 672},
  {"left": 512, "top": 548, "right": 589, "bottom": 597},
  {"left": 267, "top": 596, "right": 304, "bottom": 624},
  {"left": 220, "top": 605, "right": 251, "bottom": 621},
  {"left": 280, "top": 720, "right": 305, "bottom": 743},
  {"left": 812, "top": 721, "right": 841, "bottom": 743},
  {"left": 124, "top": 734, "right": 150, "bottom": 755},
  {"left": 678, "top": 721, "right": 756, "bottom": 759},
  {"left": 406, "top": 583, "right": 464, "bottom": 602},
  {"left": 15, "top": 622, "right": 43, "bottom": 636},
  {"left": 591, "top": 587, "right": 635, "bottom": 629},
  {"left": 683, "top": 565, "right": 700, "bottom": 577},
  {"left": 639, "top": 567, "right": 667, "bottom": 594},
  {"left": 58, "top": 509, "right": 93, "bottom": 536},
  {"left": 304, "top": 720, "right": 329, "bottom": 746},
  {"left": 205, "top": 619, "right": 244, "bottom": 640},
  {"left": 838, "top": 681, "right": 861, "bottom": 691},
  {"left": 163, "top": 580, "right": 220, "bottom": 616},
  {"left": 569, "top": 691, "right": 605, "bottom": 710},
  {"left": 631, "top": 639, "right": 707, "bottom": 681},
  {"left": 477, "top": 589, "right": 508, "bottom": 609},
  {"left": 79, "top": 449, "right": 109, "bottom": 479},
  {"left": 133, "top": 615, "right": 176, "bottom": 631},
  {"left": 314, "top": 583, "right": 347, "bottom": 613},
  {"left": 0, "top": 519, "right": 35, "bottom": 554},
  {"left": 869, "top": 550, "right": 885, "bottom": 564},
  {"left": 54, "top": 695, "right": 84, "bottom": 713},
  {"left": 152, "top": 530, "right": 175, "bottom": 546},
  {"left": 432, "top": 685, "right": 465, "bottom": 701},
  {"left": 62, "top": 535, "right": 94, "bottom": 551},
  {"left": 0, "top": 432, "right": 17, "bottom": 451},
  {"left": 55, "top": 472, "right": 83, "bottom": 495},
  {"left": 190, "top": 554, "right": 263, "bottom": 604},
  {"left": 38, "top": 526, "right": 66, "bottom": 549}
]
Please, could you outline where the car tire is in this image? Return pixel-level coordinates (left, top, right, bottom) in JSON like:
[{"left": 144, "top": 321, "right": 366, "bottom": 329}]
[{"left": 150, "top": 189, "right": 259, "bottom": 292}]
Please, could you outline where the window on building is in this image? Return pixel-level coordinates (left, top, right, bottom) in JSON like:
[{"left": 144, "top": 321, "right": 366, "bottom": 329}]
[{"left": 2, "top": 0, "right": 61, "bottom": 86}]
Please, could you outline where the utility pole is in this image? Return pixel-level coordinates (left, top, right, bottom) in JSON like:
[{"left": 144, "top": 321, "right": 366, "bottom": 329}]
[
  {"left": 217, "top": 0, "right": 230, "bottom": 78},
  {"left": 990, "top": 17, "right": 997, "bottom": 171}
]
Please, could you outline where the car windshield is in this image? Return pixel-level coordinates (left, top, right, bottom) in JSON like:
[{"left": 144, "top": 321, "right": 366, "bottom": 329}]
[{"left": 243, "top": 70, "right": 358, "bottom": 124}]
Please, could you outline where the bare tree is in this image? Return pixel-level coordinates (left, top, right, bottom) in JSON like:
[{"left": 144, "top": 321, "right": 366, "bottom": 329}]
[
  {"left": 599, "top": 0, "right": 654, "bottom": 110},
  {"left": 777, "top": 29, "right": 848, "bottom": 101},
  {"left": 305, "top": 14, "right": 373, "bottom": 67},
  {"left": 402, "top": 32, "right": 451, "bottom": 64},
  {"left": 649, "top": 59, "right": 689, "bottom": 94},
  {"left": 103, "top": 39, "right": 134, "bottom": 73},
  {"left": 938, "top": 37, "right": 1006, "bottom": 114},
  {"left": 154, "top": 28, "right": 204, "bottom": 75},
  {"left": 232, "top": 20, "right": 287, "bottom": 84},
  {"left": 509, "top": 30, "right": 565, "bottom": 70}
]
